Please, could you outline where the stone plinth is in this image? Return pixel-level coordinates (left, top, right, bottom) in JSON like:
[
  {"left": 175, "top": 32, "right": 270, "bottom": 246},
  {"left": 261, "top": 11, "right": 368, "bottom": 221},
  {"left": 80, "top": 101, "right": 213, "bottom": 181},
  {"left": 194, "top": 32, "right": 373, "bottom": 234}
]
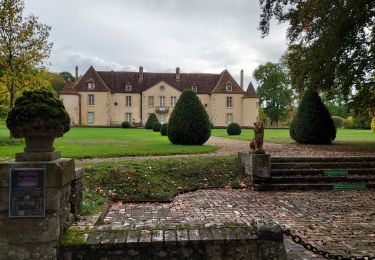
[
  {"left": 0, "top": 155, "right": 82, "bottom": 260},
  {"left": 239, "top": 153, "right": 271, "bottom": 185}
]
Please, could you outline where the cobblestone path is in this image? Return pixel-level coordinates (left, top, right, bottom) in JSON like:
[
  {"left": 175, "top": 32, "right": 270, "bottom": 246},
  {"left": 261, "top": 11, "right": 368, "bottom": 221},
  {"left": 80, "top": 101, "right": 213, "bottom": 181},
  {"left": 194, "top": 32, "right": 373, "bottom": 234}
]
[{"left": 102, "top": 189, "right": 375, "bottom": 260}]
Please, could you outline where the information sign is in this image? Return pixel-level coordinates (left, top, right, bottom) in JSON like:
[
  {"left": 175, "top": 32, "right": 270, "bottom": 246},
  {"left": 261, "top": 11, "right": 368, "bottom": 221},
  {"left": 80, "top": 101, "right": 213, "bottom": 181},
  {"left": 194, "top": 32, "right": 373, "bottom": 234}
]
[{"left": 9, "top": 168, "right": 45, "bottom": 217}]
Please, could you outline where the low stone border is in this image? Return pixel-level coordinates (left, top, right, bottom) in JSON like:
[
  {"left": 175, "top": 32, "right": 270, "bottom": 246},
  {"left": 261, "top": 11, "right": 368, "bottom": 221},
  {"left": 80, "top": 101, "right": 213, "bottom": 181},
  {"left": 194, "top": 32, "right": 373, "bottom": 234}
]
[{"left": 60, "top": 221, "right": 287, "bottom": 259}]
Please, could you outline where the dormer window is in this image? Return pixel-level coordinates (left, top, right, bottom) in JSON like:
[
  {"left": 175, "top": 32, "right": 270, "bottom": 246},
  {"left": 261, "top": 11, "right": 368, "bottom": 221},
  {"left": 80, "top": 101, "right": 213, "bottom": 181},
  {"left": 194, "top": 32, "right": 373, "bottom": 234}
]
[
  {"left": 125, "top": 83, "right": 132, "bottom": 91},
  {"left": 191, "top": 85, "right": 198, "bottom": 92},
  {"left": 88, "top": 82, "right": 95, "bottom": 90},
  {"left": 226, "top": 82, "right": 232, "bottom": 92}
]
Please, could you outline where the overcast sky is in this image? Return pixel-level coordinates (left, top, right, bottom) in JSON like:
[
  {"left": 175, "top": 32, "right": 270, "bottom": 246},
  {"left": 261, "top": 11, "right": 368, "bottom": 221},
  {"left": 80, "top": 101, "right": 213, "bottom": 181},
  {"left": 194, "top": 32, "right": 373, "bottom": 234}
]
[{"left": 24, "top": 0, "right": 288, "bottom": 89}]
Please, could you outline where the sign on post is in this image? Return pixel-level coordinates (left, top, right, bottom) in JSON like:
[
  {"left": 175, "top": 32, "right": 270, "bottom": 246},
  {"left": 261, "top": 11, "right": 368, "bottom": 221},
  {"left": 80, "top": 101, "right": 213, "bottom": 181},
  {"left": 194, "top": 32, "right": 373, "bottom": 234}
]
[{"left": 9, "top": 168, "right": 46, "bottom": 217}]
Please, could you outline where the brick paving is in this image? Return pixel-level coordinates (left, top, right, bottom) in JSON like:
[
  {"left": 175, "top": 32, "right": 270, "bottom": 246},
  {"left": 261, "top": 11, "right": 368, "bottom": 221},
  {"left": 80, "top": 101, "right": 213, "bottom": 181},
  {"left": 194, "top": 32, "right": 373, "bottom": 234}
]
[{"left": 102, "top": 189, "right": 375, "bottom": 260}]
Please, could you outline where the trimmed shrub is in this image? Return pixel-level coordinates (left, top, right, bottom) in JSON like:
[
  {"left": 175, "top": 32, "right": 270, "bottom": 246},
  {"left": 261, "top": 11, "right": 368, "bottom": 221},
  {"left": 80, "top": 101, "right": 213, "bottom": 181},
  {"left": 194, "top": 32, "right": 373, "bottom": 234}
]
[
  {"left": 331, "top": 116, "right": 343, "bottom": 129},
  {"left": 343, "top": 116, "right": 354, "bottom": 129},
  {"left": 145, "top": 113, "right": 159, "bottom": 129},
  {"left": 227, "top": 123, "right": 241, "bottom": 135},
  {"left": 160, "top": 123, "right": 168, "bottom": 136},
  {"left": 153, "top": 122, "right": 161, "bottom": 132},
  {"left": 121, "top": 121, "right": 131, "bottom": 128},
  {"left": 371, "top": 116, "right": 375, "bottom": 133},
  {"left": 290, "top": 90, "right": 336, "bottom": 144},
  {"left": 6, "top": 90, "right": 70, "bottom": 138},
  {"left": 168, "top": 90, "right": 211, "bottom": 145}
]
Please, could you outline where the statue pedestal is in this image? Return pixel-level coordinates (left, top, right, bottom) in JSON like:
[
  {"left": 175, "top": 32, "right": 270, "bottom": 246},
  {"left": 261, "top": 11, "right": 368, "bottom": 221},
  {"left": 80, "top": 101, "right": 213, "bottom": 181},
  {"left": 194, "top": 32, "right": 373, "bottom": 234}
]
[
  {"left": 0, "top": 152, "right": 83, "bottom": 259},
  {"left": 238, "top": 153, "right": 271, "bottom": 185}
]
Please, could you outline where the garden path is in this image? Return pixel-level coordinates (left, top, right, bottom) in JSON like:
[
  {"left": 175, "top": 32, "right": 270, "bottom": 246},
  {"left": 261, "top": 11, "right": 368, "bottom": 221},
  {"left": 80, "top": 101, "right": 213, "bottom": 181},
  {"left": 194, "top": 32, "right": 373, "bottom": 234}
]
[{"left": 100, "top": 189, "right": 375, "bottom": 260}]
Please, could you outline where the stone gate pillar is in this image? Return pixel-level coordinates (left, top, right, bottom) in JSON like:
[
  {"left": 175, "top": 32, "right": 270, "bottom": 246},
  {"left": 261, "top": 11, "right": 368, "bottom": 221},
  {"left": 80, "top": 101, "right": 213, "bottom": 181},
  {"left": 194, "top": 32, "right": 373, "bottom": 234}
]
[{"left": 0, "top": 151, "right": 82, "bottom": 259}]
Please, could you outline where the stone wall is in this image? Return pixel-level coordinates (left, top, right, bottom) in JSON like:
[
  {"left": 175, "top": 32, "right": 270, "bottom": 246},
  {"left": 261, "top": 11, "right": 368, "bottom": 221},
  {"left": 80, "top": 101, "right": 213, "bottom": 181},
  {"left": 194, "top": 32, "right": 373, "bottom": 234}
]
[
  {"left": 60, "top": 221, "right": 287, "bottom": 260},
  {"left": 0, "top": 157, "right": 83, "bottom": 260}
]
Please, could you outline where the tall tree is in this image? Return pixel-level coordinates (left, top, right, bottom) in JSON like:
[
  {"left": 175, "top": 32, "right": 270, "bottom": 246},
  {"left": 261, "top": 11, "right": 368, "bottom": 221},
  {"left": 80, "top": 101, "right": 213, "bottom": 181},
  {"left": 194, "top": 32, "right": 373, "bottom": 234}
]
[
  {"left": 253, "top": 62, "right": 293, "bottom": 126},
  {"left": 259, "top": 0, "right": 375, "bottom": 104},
  {"left": 0, "top": 0, "right": 52, "bottom": 111}
]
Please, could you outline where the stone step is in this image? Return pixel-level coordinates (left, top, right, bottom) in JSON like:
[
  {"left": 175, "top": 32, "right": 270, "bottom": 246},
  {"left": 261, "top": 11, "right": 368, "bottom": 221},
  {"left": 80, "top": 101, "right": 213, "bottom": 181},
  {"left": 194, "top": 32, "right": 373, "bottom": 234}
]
[
  {"left": 271, "top": 157, "right": 375, "bottom": 163},
  {"left": 253, "top": 183, "right": 375, "bottom": 191},
  {"left": 271, "top": 168, "right": 375, "bottom": 176},
  {"left": 271, "top": 161, "right": 375, "bottom": 170},
  {"left": 255, "top": 175, "right": 375, "bottom": 184}
]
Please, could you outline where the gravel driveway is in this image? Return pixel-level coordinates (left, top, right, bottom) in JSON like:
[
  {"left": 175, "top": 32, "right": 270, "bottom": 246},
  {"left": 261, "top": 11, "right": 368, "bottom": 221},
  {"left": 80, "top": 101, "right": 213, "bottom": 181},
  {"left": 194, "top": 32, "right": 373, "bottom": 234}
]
[{"left": 77, "top": 136, "right": 374, "bottom": 163}]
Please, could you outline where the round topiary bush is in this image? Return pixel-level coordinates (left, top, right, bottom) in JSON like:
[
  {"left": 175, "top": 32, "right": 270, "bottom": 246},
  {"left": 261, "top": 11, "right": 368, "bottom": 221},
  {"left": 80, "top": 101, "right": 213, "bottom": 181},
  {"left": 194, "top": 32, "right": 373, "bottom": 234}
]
[
  {"left": 145, "top": 113, "right": 159, "bottom": 129},
  {"left": 331, "top": 116, "right": 343, "bottom": 129},
  {"left": 168, "top": 89, "right": 211, "bottom": 145},
  {"left": 290, "top": 90, "right": 336, "bottom": 144},
  {"left": 227, "top": 123, "right": 241, "bottom": 135},
  {"left": 153, "top": 122, "right": 161, "bottom": 132},
  {"left": 160, "top": 123, "right": 168, "bottom": 136},
  {"left": 121, "top": 121, "right": 131, "bottom": 128},
  {"left": 6, "top": 90, "right": 70, "bottom": 152}
]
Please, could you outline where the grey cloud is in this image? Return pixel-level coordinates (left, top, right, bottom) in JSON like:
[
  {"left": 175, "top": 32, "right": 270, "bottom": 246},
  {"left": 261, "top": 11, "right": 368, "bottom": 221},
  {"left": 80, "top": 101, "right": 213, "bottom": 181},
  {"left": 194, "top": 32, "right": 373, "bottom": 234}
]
[{"left": 25, "top": 0, "right": 289, "bottom": 89}]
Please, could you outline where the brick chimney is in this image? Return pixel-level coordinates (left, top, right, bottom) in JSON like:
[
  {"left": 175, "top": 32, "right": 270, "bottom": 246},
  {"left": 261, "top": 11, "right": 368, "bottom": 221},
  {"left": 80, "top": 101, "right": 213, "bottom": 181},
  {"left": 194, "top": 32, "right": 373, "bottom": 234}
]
[
  {"left": 139, "top": 66, "right": 144, "bottom": 82},
  {"left": 75, "top": 65, "right": 78, "bottom": 79},
  {"left": 176, "top": 67, "right": 180, "bottom": 81},
  {"left": 240, "top": 69, "right": 244, "bottom": 89}
]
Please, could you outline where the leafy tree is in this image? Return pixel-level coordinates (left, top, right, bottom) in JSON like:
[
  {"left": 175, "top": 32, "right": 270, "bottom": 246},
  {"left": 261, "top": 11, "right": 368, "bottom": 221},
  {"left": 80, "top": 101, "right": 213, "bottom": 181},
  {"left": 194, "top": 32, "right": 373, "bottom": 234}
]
[
  {"left": 168, "top": 90, "right": 211, "bottom": 145},
  {"left": 290, "top": 90, "right": 336, "bottom": 144},
  {"left": 144, "top": 113, "right": 159, "bottom": 129},
  {"left": 259, "top": 0, "right": 374, "bottom": 105},
  {"left": 59, "top": 71, "right": 75, "bottom": 82},
  {"left": 253, "top": 62, "right": 292, "bottom": 126},
  {"left": 0, "top": 0, "right": 52, "bottom": 111}
]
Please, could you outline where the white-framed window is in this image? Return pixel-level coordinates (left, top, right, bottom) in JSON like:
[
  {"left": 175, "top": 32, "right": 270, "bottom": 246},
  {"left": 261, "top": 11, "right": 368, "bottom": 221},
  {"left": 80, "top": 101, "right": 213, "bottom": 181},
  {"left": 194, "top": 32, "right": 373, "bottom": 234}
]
[
  {"left": 125, "top": 113, "right": 132, "bottom": 122},
  {"left": 125, "top": 84, "right": 132, "bottom": 91},
  {"left": 87, "top": 112, "right": 95, "bottom": 124},
  {"left": 226, "top": 113, "right": 233, "bottom": 125},
  {"left": 171, "top": 96, "right": 177, "bottom": 107},
  {"left": 148, "top": 96, "right": 154, "bottom": 107},
  {"left": 226, "top": 82, "right": 232, "bottom": 92},
  {"left": 88, "top": 82, "right": 95, "bottom": 90},
  {"left": 226, "top": 96, "right": 233, "bottom": 108},
  {"left": 159, "top": 96, "right": 165, "bottom": 107},
  {"left": 191, "top": 85, "right": 197, "bottom": 92},
  {"left": 88, "top": 94, "right": 94, "bottom": 106},
  {"left": 126, "top": 96, "right": 132, "bottom": 107}
]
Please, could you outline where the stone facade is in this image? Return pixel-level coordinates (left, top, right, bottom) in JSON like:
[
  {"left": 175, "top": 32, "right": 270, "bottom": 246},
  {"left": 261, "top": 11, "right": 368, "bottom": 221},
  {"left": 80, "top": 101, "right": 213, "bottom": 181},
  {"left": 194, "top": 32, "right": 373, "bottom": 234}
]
[{"left": 60, "top": 66, "right": 259, "bottom": 127}]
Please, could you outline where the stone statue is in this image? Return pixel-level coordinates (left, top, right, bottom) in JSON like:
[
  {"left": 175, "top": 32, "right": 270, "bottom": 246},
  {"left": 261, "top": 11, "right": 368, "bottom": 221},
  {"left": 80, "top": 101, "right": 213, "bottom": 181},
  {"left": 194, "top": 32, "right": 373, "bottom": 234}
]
[{"left": 250, "top": 122, "right": 265, "bottom": 154}]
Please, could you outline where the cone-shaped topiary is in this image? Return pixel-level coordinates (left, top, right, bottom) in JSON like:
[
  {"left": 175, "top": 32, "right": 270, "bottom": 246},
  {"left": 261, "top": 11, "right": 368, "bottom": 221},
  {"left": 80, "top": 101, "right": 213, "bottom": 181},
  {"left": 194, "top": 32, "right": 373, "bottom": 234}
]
[
  {"left": 160, "top": 123, "right": 168, "bottom": 136},
  {"left": 145, "top": 113, "right": 159, "bottom": 129},
  {"left": 168, "top": 89, "right": 211, "bottom": 145},
  {"left": 290, "top": 90, "right": 336, "bottom": 144},
  {"left": 153, "top": 122, "right": 161, "bottom": 132},
  {"left": 227, "top": 123, "right": 241, "bottom": 135}
]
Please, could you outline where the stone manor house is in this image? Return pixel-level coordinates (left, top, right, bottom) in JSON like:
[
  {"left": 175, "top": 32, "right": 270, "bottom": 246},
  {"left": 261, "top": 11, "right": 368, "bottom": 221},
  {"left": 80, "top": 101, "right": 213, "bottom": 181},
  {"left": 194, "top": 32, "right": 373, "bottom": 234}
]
[{"left": 60, "top": 66, "right": 259, "bottom": 127}]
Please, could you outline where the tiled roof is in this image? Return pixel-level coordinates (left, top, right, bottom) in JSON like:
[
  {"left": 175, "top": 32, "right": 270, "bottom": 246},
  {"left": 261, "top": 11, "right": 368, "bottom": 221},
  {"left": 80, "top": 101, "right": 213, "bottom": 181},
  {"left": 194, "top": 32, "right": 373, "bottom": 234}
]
[
  {"left": 97, "top": 71, "right": 224, "bottom": 94},
  {"left": 74, "top": 66, "right": 245, "bottom": 94},
  {"left": 60, "top": 80, "right": 79, "bottom": 95},
  {"left": 244, "top": 81, "right": 257, "bottom": 98}
]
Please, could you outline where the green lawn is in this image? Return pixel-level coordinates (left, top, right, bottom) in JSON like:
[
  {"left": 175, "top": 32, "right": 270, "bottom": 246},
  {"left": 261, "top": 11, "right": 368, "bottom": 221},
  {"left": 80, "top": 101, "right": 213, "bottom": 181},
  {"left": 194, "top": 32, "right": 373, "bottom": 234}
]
[
  {"left": 78, "top": 156, "right": 244, "bottom": 215},
  {"left": 212, "top": 128, "right": 374, "bottom": 144},
  {"left": 0, "top": 123, "right": 217, "bottom": 161}
]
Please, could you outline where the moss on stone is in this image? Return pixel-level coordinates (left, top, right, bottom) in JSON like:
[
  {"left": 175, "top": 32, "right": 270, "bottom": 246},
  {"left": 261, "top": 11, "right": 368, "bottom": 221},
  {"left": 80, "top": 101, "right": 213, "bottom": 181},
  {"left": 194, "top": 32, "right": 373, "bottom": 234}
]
[{"left": 6, "top": 90, "right": 70, "bottom": 138}]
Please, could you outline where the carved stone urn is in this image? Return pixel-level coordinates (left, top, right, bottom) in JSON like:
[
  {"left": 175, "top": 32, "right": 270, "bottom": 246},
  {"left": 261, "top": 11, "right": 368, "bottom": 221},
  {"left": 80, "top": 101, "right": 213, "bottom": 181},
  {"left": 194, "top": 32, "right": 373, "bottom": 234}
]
[{"left": 6, "top": 90, "right": 70, "bottom": 153}]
